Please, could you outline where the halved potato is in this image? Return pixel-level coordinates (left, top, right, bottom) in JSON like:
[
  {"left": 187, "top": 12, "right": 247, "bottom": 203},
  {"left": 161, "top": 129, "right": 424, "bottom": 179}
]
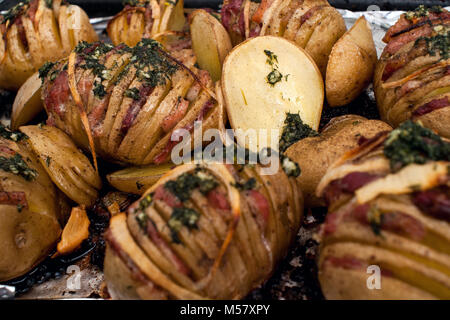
[
  {"left": 107, "top": 163, "right": 175, "bottom": 195},
  {"left": 11, "top": 72, "right": 43, "bottom": 130},
  {"left": 326, "top": 16, "right": 377, "bottom": 107},
  {"left": 190, "top": 9, "right": 232, "bottom": 82},
  {"left": 20, "top": 125, "right": 102, "bottom": 206},
  {"left": 222, "top": 36, "right": 323, "bottom": 152}
]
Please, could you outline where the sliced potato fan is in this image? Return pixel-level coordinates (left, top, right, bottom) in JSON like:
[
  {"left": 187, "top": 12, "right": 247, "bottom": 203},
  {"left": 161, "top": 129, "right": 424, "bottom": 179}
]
[
  {"left": 190, "top": 9, "right": 232, "bottom": 82},
  {"left": 222, "top": 36, "right": 323, "bottom": 152},
  {"left": 20, "top": 125, "right": 102, "bottom": 206}
]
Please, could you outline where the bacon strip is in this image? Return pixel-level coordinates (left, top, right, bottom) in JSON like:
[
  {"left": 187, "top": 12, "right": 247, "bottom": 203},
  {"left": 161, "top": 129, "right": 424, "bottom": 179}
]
[
  {"left": 412, "top": 96, "right": 449, "bottom": 117},
  {"left": 0, "top": 191, "right": 28, "bottom": 209},
  {"left": 121, "top": 85, "right": 155, "bottom": 134}
]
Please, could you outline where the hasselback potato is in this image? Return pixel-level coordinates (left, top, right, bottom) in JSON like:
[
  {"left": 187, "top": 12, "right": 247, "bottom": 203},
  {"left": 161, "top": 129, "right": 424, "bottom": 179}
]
[
  {"left": 374, "top": 6, "right": 450, "bottom": 138},
  {"left": 41, "top": 39, "right": 221, "bottom": 166},
  {"left": 221, "top": 0, "right": 346, "bottom": 74},
  {"left": 107, "top": 0, "right": 186, "bottom": 47},
  {"left": 0, "top": 0, "right": 98, "bottom": 90},
  {"left": 104, "top": 160, "right": 303, "bottom": 299},
  {"left": 0, "top": 125, "right": 63, "bottom": 281},
  {"left": 316, "top": 121, "right": 450, "bottom": 299}
]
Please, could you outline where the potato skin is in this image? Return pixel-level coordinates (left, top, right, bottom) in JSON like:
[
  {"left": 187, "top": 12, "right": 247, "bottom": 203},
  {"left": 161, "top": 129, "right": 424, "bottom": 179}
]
[
  {"left": 326, "top": 16, "right": 377, "bottom": 107},
  {"left": 285, "top": 115, "right": 391, "bottom": 208},
  {"left": 0, "top": 136, "right": 62, "bottom": 281},
  {"left": 373, "top": 8, "right": 450, "bottom": 138},
  {"left": 0, "top": 0, "right": 98, "bottom": 90}
]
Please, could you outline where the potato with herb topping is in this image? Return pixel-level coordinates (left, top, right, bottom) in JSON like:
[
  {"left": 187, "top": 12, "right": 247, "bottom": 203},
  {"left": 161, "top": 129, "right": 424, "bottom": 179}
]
[
  {"left": 317, "top": 121, "right": 450, "bottom": 299},
  {"left": 0, "top": 125, "right": 62, "bottom": 282},
  {"left": 104, "top": 158, "right": 303, "bottom": 299}
]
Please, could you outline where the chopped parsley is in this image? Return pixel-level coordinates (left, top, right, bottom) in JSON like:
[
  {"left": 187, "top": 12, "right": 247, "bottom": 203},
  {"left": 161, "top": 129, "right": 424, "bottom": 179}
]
[
  {"left": 405, "top": 5, "right": 443, "bottom": 20},
  {"left": 17, "top": 204, "right": 24, "bottom": 213},
  {"left": 93, "top": 81, "right": 107, "bottom": 98},
  {"left": 0, "top": 0, "right": 30, "bottom": 25},
  {"left": 124, "top": 87, "right": 141, "bottom": 100},
  {"left": 279, "top": 113, "right": 318, "bottom": 153},
  {"left": 264, "top": 49, "right": 285, "bottom": 86},
  {"left": 45, "top": 0, "right": 53, "bottom": 8},
  {"left": 281, "top": 155, "right": 301, "bottom": 178},
  {"left": 164, "top": 170, "right": 218, "bottom": 202},
  {"left": 39, "top": 62, "right": 56, "bottom": 82},
  {"left": 233, "top": 177, "right": 256, "bottom": 191},
  {"left": 0, "top": 124, "right": 28, "bottom": 142},
  {"left": 0, "top": 154, "right": 37, "bottom": 181},
  {"left": 168, "top": 207, "right": 200, "bottom": 243},
  {"left": 383, "top": 121, "right": 450, "bottom": 172}
]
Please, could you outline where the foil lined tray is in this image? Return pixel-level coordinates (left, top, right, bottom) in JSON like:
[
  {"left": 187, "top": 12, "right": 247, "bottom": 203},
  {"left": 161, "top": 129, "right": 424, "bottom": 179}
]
[{"left": 1, "top": 7, "right": 448, "bottom": 300}]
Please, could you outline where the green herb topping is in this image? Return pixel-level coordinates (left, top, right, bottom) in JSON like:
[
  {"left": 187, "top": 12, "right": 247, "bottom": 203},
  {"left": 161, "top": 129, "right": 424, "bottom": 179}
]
[
  {"left": 45, "top": 0, "right": 53, "bottom": 8},
  {"left": 164, "top": 169, "right": 218, "bottom": 202},
  {"left": 279, "top": 113, "right": 318, "bottom": 153},
  {"left": 0, "top": 154, "right": 37, "bottom": 181},
  {"left": 264, "top": 49, "right": 285, "bottom": 86},
  {"left": 124, "top": 87, "right": 141, "bottom": 100},
  {"left": 1, "top": 0, "right": 31, "bottom": 25},
  {"left": 233, "top": 177, "right": 256, "bottom": 191},
  {"left": 281, "top": 155, "right": 301, "bottom": 178},
  {"left": 383, "top": 121, "right": 450, "bottom": 172},
  {"left": 38, "top": 61, "right": 56, "bottom": 81},
  {"left": 0, "top": 124, "right": 28, "bottom": 142},
  {"left": 168, "top": 207, "right": 200, "bottom": 243},
  {"left": 405, "top": 5, "right": 443, "bottom": 20},
  {"left": 368, "top": 206, "right": 383, "bottom": 236}
]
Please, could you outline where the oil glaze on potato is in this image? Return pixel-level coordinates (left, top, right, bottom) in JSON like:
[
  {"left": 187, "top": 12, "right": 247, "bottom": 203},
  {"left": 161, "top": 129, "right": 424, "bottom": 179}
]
[
  {"left": 326, "top": 16, "right": 377, "bottom": 107},
  {"left": 222, "top": 36, "right": 323, "bottom": 152},
  {"left": 190, "top": 9, "right": 232, "bottom": 82},
  {"left": 285, "top": 115, "right": 391, "bottom": 207},
  {"left": 20, "top": 125, "right": 102, "bottom": 206},
  {"left": 0, "top": 134, "right": 62, "bottom": 281}
]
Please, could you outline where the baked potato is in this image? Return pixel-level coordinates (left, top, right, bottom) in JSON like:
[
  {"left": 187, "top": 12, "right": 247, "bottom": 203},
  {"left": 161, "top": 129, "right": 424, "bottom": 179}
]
[
  {"left": 104, "top": 159, "right": 303, "bottom": 299},
  {"left": 374, "top": 6, "right": 450, "bottom": 138},
  {"left": 0, "top": 0, "right": 98, "bottom": 90},
  {"left": 41, "top": 39, "right": 222, "bottom": 166},
  {"left": 189, "top": 9, "right": 232, "bottom": 82},
  {"left": 107, "top": 0, "right": 186, "bottom": 47},
  {"left": 326, "top": 16, "right": 377, "bottom": 107},
  {"left": 316, "top": 121, "right": 450, "bottom": 299},
  {"left": 285, "top": 115, "right": 391, "bottom": 207},
  {"left": 20, "top": 125, "right": 102, "bottom": 206},
  {"left": 221, "top": 35, "right": 323, "bottom": 153},
  {"left": 0, "top": 125, "right": 62, "bottom": 281},
  {"left": 221, "top": 0, "right": 346, "bottom": 74},
  {"left": 107, "top": 162, "right": 175, "bottom": 195}
]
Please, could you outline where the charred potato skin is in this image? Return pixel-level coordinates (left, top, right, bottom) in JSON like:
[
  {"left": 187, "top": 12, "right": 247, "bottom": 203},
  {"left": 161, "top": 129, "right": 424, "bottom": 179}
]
[
  {"left": 41, "top": 40, "right": 222, "bottom": 166},
  {"left": 221, "top": 0, "right": 346, "bottom": 74},
  {"left": 374, "top": 7, "right": 450, "bottom": 138},
  {"left": 285, "top": 115, "right": 392, "bottom": 208},
  {"left": 104, "top": 162, "right": 303, "bottom": 300},
  {"left": 316, "top": 126, "right": 450, "bottom": 300},
  {"left": 0, "top": 135, "right": 62, "bottom": 282},
  {"left": 0, "top": 0, "right": 98, "bottom": 90}
]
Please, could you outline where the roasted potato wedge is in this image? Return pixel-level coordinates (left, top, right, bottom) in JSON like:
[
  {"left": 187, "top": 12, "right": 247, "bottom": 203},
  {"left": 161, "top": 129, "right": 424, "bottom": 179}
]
[
  {"left": 222, "top": 36, "right": 323, "bottom": 152},
  {"left": 20, "top": 125, "right": 102, "bottom": 206},
  {"left": 0, "top": 129, "right": 62, "bottom": 281},
  {"left": 11, "top": 72, "right": 43, "bottom": 130},
  {"left": 190, "top": 9, "right": 232, "bottom": 82},
  {"left": 285, "top": 115, "right": 391, "bottom": 207},
  {"left": 317, "top": 122, "right": 450, "bottom": 299},
  {"left": 107, "top": 163, "right": 175, "bottom": 195},
  {"left": 326, "top": 16, "right": 377, "bottom": 107},
  {"left": 0, "top": 0, "right": 98, "bottom": 90}
]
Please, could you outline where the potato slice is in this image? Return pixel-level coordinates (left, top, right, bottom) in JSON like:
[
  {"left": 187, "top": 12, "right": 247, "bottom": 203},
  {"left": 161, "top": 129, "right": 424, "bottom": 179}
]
[
  {"left": 326, "top": 16, "right": 377, "bottom": 107},
  {"left": 107, "top": 163, "right": 175, "bottom": 195},
  {"left": 20, "top": 125, "right": 102, "bottom": 206},
  {"left": 190, "top": 9, "right": 232, "bottom": 82},
  {"left": 222, "top": 36, "right": 323, "bottom": 152},
  {"left": 11, "top": 72, "right": 43, "bottom": 130}
]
